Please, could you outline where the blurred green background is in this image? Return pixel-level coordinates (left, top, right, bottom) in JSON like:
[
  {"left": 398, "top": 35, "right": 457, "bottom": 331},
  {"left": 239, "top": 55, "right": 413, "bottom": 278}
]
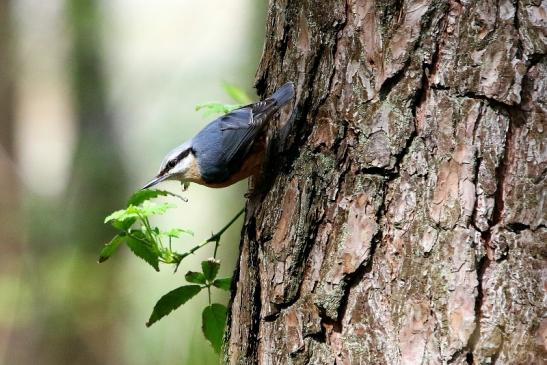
[{"left": 0, "top": 1, "right": 266, "bottom": 364}]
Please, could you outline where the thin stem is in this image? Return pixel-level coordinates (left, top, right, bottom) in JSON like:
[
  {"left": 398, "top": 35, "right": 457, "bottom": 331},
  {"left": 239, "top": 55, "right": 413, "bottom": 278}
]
[
  {"left": 206, "top": 208, "right": 245, "bottom": 244},
  {"left": 126, "top": 231, "right": 152, "bottom": 247},
  {"left": 213, "top": 239, "right": 220, "bottom": 258},
  {"left": 146, "top": 216, "right": 163, "bottom": 248},
  {"left": 188, "top": 208, "right": 244, "bottom": 255},
  {"left": 173, "top": 208, "right": 245, "bottom": 272},
  {"left": 137, "top": 213, "right": 160, "bottom": 251},
  {"left": 207, "top": 286, "right": 211, "bottom": 305}
]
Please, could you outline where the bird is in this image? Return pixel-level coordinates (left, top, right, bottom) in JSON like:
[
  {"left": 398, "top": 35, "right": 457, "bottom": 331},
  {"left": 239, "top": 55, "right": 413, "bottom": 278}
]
[{"left": 142, "top": 82, "right": 295, "bottom": 190}]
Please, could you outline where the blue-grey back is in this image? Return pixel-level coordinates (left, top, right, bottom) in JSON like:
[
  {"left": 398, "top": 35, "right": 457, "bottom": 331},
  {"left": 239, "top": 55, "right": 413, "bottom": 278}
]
[
  {"left": 192, "top": 108, "right": 254, "bottom": 182},
  {"left": 190, "top": 83, "right": 295, "bottom": 184}
]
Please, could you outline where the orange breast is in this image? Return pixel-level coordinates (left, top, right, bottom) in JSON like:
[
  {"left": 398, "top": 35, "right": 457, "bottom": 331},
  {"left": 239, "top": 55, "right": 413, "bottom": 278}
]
[{"left": 200, "top": 150, "right": 264, "bottom": 188}]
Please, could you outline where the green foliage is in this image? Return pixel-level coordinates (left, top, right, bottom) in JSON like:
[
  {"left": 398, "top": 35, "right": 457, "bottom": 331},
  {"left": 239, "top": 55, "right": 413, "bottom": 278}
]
[
  {"left": 111, "top": 217, "right": 136, "bottom": 231},
  {"left": 105, "top": 201, "right": 175, "bottom": 223},
  {"left": 100, "top": 188, "right": 243, "bottom": 354},
  {"left": 201, "top": 258, "right": 220, "bottom": 282},
  {"left": 195, "top": 102, "right": 242, "bottom": 117},
  {"left": 98, "top": 234, "right": 124, "bottom": 263},
  {"left": 212, "top": 278, "right": 232, "bottom": 291},
  {"left": 101, "top": 82, "right": 250, "bottom": 353},
  {"left": 126, "top": 235, "right": 160, "bottom": 271},
  {"left": 202, "top": 304, "right": 228, "bottom": 354},
  {"left": 194, "top": 83, "right": 252, "bottom": 117},
  {"left": 185, "top": 271, "right": 206, "bottom": 284},
  {"left": 127, "top": 188, "right": 184, "bottom": 206},
  {"left": 146, "top": 285, "right": 202, "bottom": 327},
  {"left": 222, "top": 82, "right": 251, "bottom": 104},
  {"left": 162, "top": 228, "right": 193, "bottom": 238}
]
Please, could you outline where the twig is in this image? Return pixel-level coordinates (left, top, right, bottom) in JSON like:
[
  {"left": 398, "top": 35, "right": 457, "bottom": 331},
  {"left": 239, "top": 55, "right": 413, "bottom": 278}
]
[{"left": 174, "top": 208, "right": 245, "bottom": 272}]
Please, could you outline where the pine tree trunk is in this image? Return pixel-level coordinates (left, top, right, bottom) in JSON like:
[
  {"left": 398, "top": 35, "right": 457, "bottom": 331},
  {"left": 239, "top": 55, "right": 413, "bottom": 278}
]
[{"left": 225, "top": 1, "right": 546, "bottom": 364}]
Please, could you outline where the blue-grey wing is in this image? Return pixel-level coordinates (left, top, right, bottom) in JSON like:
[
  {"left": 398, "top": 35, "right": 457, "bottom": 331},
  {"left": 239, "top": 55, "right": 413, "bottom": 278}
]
[
  {"left": 191, "top": 107, "right": 264, "bottom": 183},
  {"left": 192, "top": 83, "right": 295, "bottom": 183},
  {"left": 219, "top": 107, "right": 264, "bottom": 164},
  {"left": 219, "top": 83, "right": 295, "bottom": 164}
]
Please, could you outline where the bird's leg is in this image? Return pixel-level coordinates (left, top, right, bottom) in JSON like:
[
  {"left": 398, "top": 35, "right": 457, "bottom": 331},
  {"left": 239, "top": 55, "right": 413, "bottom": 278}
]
[
  {"left": 244, "top": 160, "right": 269, "bottom": 198},
  {"left": 244, "top": 174, "right": 260, "bottom": 198},
  {"left": 244, "top": 179, "right": 254, "bottom": 198}
]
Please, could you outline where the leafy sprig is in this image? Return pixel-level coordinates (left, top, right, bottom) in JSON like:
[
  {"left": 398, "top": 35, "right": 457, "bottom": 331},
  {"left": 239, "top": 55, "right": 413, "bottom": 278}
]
[{"left": 99, "top": 189, "right": 243, "bottom": 353}]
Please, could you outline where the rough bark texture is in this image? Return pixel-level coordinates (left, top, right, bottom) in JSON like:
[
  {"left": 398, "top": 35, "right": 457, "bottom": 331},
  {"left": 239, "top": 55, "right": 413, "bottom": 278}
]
[{"left": 225, "top": 1, "right": 546, "bottom": 364}]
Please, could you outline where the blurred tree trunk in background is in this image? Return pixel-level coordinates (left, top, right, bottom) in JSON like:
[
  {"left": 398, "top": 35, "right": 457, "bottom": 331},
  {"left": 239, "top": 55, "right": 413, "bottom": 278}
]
[
  {"left": 225, "top": 1, "right": 546, "bottom": 364},
  {"left": 0, "top": 0, "right": 19, "bottom": 252},
  {"left": 26, "top": 1, "right": 127, "bottom": 364},
  {"left": 0, "top": 1, "right": 22, "bottom": 358},
  {"left": 65, "top": 0, "right": 128, "bottom": 247}
]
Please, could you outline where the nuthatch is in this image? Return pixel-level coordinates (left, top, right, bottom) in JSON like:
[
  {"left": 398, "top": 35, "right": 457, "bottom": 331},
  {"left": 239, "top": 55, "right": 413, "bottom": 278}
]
[{"left": 142, "top": 82, "right": 295, "bottom": 189}]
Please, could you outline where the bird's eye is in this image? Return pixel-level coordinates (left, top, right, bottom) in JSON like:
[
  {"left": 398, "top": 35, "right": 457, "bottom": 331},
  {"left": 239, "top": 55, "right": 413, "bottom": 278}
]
[{"left": 167, "top": 160, "right": 176, "bottom": 169}]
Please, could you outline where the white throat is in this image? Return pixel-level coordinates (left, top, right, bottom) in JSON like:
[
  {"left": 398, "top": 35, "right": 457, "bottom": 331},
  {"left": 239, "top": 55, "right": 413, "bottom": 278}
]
[{"left": 171, "top": 154, "right": 195, "bottom": 176}]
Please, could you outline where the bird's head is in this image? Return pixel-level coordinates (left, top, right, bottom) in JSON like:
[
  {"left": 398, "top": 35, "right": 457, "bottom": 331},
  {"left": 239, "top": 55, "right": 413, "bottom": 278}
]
[{"left": 142, "top": 142, "right": 197, "bottom": 189}]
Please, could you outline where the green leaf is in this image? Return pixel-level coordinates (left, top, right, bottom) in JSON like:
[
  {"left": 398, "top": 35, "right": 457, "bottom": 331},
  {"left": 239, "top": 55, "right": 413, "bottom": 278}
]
[
  {"left": 104, "top": 208, "right": 139, "bottom": 225},
  {"left": 111, "top": 217, "right": 136, "bottom": 231},
  {"left": 162, "top": 228, "right": 193, "bottom": 238},
  {"left": 195, "top": 102, "right": 242, "bottom": 117},
  {"left": 126, "top": 236, "right": 160, "bottom": 271},
  {"left": 185, "top": 271, "right": 206, "bottom": 284},
  {"left": 98, "top": 235, "right": 124, "bottom": 263},
  {"left": 222, "top": 83, "right": 251, "bottom": 104},
  {"left": 106, "top": 202, "right": 175, "bottom": 225},
  {"left": 212, "top": 277, "right": 232, "bottom": 291},
  {"left": 202, "top": 303, "right": 228, "bottom": 353},
  {"left": 136, "top": 201, "right": 176, "bottom": 217},
  {"left": 146, "top": 285, "right": 202, "bottom": 327},
  {"left": 201, "top": 259, "right": 220, "bottom": 282},
  {"left": 128, "top": 189, "right": 184, "bottom": 206}
]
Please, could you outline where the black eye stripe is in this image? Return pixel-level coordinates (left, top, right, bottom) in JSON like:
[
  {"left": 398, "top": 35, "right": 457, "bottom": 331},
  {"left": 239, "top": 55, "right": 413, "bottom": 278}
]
[{"left": 160, "top": 148, "right": 192, "bottom": 175}]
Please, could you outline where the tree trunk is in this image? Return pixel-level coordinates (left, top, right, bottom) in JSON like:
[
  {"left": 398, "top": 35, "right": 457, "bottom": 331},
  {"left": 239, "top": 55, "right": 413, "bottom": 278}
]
[
  {"left": 0, "top": 0, "right": 18, "bottom": 251},
  {"left": 225, "top": 0, "right": 546, "bottom": 364}
]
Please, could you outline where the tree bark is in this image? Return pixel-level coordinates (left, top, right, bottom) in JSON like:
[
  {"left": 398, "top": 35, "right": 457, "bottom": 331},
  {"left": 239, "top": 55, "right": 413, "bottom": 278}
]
[{"left": 225, "top": 1, "right": 546, "bottom": 364}]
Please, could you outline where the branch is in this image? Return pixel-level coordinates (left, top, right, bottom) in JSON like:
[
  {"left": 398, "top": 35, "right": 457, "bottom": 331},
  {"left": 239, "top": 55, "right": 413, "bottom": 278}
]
[{"left": 174, "top": 208, "right": 245, "bottom": 272}]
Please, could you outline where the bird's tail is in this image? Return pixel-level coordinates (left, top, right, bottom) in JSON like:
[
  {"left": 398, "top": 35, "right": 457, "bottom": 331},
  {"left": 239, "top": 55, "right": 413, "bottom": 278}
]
[{"left": 269, "top": 82, "right": 295, "bottom": 107}]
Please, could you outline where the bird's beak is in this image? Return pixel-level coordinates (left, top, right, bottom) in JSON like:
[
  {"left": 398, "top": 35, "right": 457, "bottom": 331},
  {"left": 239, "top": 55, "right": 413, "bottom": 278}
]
[{"left": 142, "top": 174, "right": 168, "bottom": 190}]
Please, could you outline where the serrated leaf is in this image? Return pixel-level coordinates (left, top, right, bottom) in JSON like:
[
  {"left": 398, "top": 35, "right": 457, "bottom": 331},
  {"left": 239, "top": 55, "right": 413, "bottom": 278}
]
[
  {"left": 98, "top": 235, "right": 124, "bottom": 263},
  {"left": 185, "top": 271, "right": 206, "bottom": 284},
  {"left": 212, "top": 277, "right": 232, "bottom": 291},
  {"left": 126, "top": 236, "right": 159, "bottom": 271},
  {"left": 202, "top": 303, "right": 228, "bottom": 353},
  {"left": 146, "top": 285, "right": 202, "bottom": 327},
  {"left": 135, "top": 201, "right": 176, "bottom": 217},
  {"left": 104, "top": 208, "right": 139, "bottom": 224},
  {"left": 111, "top": 217, "right": 136, "bottom": 231},
  {"left": 128, "top": 189, "right": 183, "bottom": 206},
  {"left": 201, "top": 259, "right": 220, "bottom": 282},
  {"left": 195, "top": 102, "right": 241, "bottom": 117},
  {"left": 106, "top": 202, "right": 175, "bottom": 224},
  {"left": 130, "top": 228, "right": 148, "bottom": 239},
  {"left": 222, "top": 83, "right": 251, "bottom": 104},
  {"left": 162, "top": 228, "right": 193, "bottom": 238}
]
